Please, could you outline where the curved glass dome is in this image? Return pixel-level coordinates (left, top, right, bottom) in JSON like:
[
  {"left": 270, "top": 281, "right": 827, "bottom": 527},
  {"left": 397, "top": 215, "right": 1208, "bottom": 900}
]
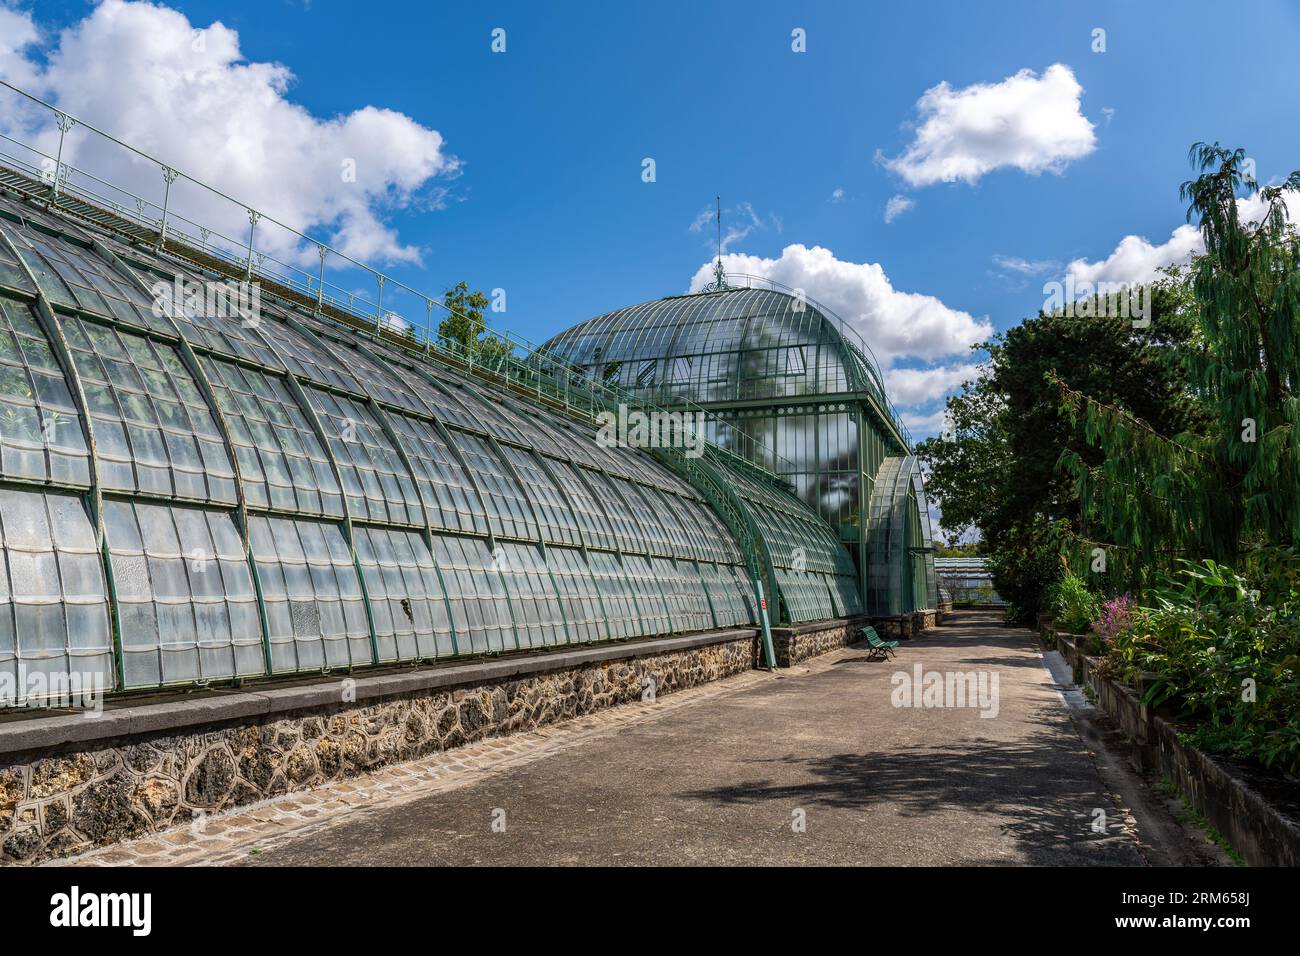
[
  {"left": 542, "top": 285, "right": 893, "bottom": 415},
  {"left": 545, "top": 283, "right": 940, "bottom": 619}
]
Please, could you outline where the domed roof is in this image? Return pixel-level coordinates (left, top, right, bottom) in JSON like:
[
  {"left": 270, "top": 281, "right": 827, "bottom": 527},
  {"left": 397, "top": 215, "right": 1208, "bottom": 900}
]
[{"left": 542, "top": 285, "right": 894, "bottom": 412}]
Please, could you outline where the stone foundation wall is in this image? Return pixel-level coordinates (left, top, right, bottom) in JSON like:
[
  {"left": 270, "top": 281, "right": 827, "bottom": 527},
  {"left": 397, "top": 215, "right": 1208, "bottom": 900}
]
[
  {"left": 0, "top": 633, "right": 757, "bottom": 865},
  {"left": 869, "top": 610, "right": 939, "bottom": 640},
  {"left": 770, "top": 617, "right": 870, "bottom": 667}
]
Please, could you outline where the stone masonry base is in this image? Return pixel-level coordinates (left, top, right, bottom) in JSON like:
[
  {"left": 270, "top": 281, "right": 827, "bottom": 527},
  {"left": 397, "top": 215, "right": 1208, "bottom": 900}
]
[
  {"left": 869, "top": 609, "right": 940, "bottom": 640},
  {"left": 770, "top": 616, "right": 869, "bottom": 667},
  {"left": 770, "top": 609, "right": 939, "bottom": 666},
  {"left": 0, "top": 630, "right": 759, "bottom": 865}
]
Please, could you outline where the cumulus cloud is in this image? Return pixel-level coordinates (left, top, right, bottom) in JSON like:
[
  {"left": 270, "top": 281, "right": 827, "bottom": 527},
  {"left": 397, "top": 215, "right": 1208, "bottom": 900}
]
[
  {"left": 0, "top": 0, "right": 457, "bottom": 266},
  {"left": 884, "top": 363, "right": 981, "bottom": 407},
  {"left": 883, "top": 195, "right": 914, "bottom": 224},
  {"left": 901, "top": 407, "right": 951, "bottom": 437},
  {"left": 1065, "top": 226, "right": 1201, "bottom": 288},
  {"left": 0, "top": 4, "right": 40, "bottom": 90},
  {"left": 882, "top": 64, "right": 1096, "bottom": 187},
  {"left": 829, "top": 187, "right": 846, "bottom": 203},
  {"left": 688, "top": 243, "right": 990, "bottom": 373},
  {"left": 1065, "top": 192, "right": 1281, "bottom": 287}
]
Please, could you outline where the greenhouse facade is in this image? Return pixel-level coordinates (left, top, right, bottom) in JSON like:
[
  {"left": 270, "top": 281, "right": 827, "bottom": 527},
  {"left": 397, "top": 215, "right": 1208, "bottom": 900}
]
[
  {"left": 541, "top": 281, "right": 940, "bottom": 619},
  {"left": 0, "top": 172, "right": 881, "bottom": 703}
]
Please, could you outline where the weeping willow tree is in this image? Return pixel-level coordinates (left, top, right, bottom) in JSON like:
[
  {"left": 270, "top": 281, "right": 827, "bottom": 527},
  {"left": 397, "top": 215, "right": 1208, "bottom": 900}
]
[{"left": 1057, "top": 144, "right": 1300, "bottom": 587}]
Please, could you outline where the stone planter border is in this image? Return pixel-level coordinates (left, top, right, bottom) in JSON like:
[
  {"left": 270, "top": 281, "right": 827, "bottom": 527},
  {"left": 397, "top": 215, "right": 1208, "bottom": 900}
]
[{"left": 1046, "top": 627, "right": 1300, "bottom": 867}]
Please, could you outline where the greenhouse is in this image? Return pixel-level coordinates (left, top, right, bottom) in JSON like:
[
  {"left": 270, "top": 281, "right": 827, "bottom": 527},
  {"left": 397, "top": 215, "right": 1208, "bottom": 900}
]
[
  {"left": 0, "top": 173, "right": 867, "bottom": 702},
  {"left": 541, "top": 281, "right": 940, "bottom": 617}
]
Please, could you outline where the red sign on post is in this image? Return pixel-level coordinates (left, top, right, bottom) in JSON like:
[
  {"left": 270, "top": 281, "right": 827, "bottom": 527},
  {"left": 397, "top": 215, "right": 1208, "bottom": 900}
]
[{"left": 760, "top": 599, "right": 767, "bottom": 610}]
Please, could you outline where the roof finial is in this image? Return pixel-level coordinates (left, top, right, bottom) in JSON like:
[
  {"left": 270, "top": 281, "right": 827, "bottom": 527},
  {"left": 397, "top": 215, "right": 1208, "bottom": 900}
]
[{"left": 707, "top": 195, "right": 728, "bottom": 292}]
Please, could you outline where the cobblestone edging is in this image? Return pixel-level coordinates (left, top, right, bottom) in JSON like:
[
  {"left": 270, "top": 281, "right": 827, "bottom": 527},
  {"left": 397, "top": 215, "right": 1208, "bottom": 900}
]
[
  {"left": 0, "top": 631, "right": 759, "bottom": 865},
  {"left": 1050, "top": 629, "right": 1300, "bottom": 867}
]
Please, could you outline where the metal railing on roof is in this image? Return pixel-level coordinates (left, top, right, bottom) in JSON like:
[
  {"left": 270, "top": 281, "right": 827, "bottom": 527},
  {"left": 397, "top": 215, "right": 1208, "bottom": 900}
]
[{"left": 0, "top": 79, "right": 796, "bottom": 479}]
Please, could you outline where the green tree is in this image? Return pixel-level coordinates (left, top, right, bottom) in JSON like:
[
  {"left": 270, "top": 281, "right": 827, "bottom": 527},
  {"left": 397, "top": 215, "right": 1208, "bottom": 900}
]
[
  {"left": 933, "top": 540, "right": 986, "bottom": 558},
  {"left": 1058, "top": 145, "right": 1300, "bottom": 570},
  {"left": 436, "top": 281, "right": 513, "bottom": 366},
  {"left": 918, "top": 275, "right": 1205, "bottom": 618}
]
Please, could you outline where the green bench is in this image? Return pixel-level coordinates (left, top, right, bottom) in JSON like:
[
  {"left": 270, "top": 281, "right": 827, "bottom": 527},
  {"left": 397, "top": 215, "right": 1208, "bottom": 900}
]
[{"left": 859, "top": 625, "right": 899, "bottom": 661}]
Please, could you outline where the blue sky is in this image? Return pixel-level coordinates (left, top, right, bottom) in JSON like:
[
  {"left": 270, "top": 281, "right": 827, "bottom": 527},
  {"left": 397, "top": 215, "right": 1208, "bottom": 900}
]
[{"left": 5, "top": 0, "right": 1300, "bottom": 435}]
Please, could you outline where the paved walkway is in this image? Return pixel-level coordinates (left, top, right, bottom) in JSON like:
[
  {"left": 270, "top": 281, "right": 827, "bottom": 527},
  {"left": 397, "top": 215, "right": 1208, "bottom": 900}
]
[{"left": 64, "top": 611, "right": 1155, "bottom": 866}]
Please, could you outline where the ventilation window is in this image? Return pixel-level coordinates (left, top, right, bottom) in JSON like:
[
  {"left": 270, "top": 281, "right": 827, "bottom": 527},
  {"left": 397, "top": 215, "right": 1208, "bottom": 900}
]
[
  {"left": 635, "top": 360, "right": 657, "bottom": 388},
  {"left": 785, "top": 346, "right": 807, "bottom": 375}
]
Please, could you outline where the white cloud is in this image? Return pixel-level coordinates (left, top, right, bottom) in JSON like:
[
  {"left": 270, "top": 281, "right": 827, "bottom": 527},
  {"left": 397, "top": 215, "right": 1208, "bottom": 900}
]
[
  {"left": 829, "top": 187, "right": 846, "bottom": 203},
  {"left": 0, "top": 0, "right": 457, "bottom": 266},
  {"left": 688, "top": 201, "right": 778, "bottom": 253},
  {"left": 992, "top": 254, "right": 1058, "bottom": 276},
  {"left": 688, "top": 243, "right": 991, "bottom": 371},
  {"left": 882, "top": 64, "right": 1096, "bottom": 187},
  {"left": 1065, "top": 226, "right": 1202, "bottom": 288},
  {"left": 883, "top": 194, "right": 914, "bottom": 224},
  {"left": 884, "top": 363, "right": 981, "bottom": 407},
  {"left": 688, "top": 205, "right": 714, "bottom": 233},
  {"left": 1065, "top": 192, "right": 1281, "bottom": 288},
  {"left": 0, "top": 4, "right": 40, "bottom": 90},
  {"left": 901, "top": 407, "right": 951, "bottom": 437}
]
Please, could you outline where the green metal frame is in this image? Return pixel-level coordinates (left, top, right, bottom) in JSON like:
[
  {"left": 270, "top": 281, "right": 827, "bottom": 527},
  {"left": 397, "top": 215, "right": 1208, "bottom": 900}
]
[{"left": 0, "top": 85, "right": 877, "bottom": 703}]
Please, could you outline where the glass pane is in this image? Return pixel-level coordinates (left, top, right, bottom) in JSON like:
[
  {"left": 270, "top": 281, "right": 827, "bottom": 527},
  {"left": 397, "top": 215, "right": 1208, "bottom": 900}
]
[
  {"left": 249, "top": 514, "right": 371, "bottom": 673},
  {"left": 61, "top": 316, "right": 235, "bottom": 504},
  {"left": 104, "top": 500, "right": 262, "bottom": 687},
  {"left": 0, "top": 298, "right": 91, "bottom": 488},
  {"left": 0, "top": 488, "right": 112, "bottom": 703}
]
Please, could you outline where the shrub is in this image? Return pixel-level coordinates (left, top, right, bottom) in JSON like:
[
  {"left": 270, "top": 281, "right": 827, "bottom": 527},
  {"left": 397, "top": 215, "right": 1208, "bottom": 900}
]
[
  {"left": 1104, "top": 554, "right": 1300, "bottom": 774},
  {"left": 1092, "top": 593, "right": 1133, "bottom": 645},
  {"left": 1047, "top": 574, "right": 1100, "bottom": 634}
]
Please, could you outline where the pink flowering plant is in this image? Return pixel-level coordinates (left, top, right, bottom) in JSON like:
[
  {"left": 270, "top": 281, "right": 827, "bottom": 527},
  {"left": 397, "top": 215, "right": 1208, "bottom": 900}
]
[{"left": 1091, "top": 593, "right": 1134, "bottom": 649}]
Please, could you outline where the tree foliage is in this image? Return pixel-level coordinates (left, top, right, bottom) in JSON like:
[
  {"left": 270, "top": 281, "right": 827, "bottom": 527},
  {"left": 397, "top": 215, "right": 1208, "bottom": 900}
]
[
  {"left": 917, "top": 276, "right": 1204, "bottom": 618},
  {"left": 1059, "top": 145, "right": 1300, "bottom": 574},
  {"left": 435, "top": 281, "right": 512, "bottom": 366}
]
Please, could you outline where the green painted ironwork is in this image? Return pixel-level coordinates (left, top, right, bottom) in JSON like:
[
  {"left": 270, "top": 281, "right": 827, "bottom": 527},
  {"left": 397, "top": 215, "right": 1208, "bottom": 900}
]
[{"left": 0, "top": 78, "right": 880, "bottom": 705}]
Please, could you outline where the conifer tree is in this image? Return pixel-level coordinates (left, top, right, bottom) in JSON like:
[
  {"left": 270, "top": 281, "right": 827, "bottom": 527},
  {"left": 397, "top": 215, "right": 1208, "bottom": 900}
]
[{"left": 1058, "top": 144, "right": 1300, "bottom": 579}]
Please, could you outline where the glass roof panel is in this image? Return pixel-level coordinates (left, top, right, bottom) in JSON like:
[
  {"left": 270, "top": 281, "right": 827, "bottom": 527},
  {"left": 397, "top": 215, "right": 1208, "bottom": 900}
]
[
  {"left": 2, "top": 223, "right": 172, "bottom": 334},
  {"left": 0, "top": 296, "right": 90, "bottom": 487},
  {"left": 304, "top": 386, "right": 423, "bottom": 527},
  {"left": 60, "top": 314, "right": 236, "bottom": 504},
  {"left": 0, "top": 488, "right": 113, "bottom": 701},
  {"left": 254, "top": 315, "right": 366, "bottom": 394},
  {"left": 541, "top": 287, "right": 868, "bottom": 407},
  {"left": 202, "top": 355, "right": 343, "bottom": 517}
]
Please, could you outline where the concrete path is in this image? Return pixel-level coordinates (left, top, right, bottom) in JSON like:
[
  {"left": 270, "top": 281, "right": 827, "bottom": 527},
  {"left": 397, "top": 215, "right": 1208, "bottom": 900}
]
[{"left": 208, "top": 610, "right": 1151, "bottom": 866}]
